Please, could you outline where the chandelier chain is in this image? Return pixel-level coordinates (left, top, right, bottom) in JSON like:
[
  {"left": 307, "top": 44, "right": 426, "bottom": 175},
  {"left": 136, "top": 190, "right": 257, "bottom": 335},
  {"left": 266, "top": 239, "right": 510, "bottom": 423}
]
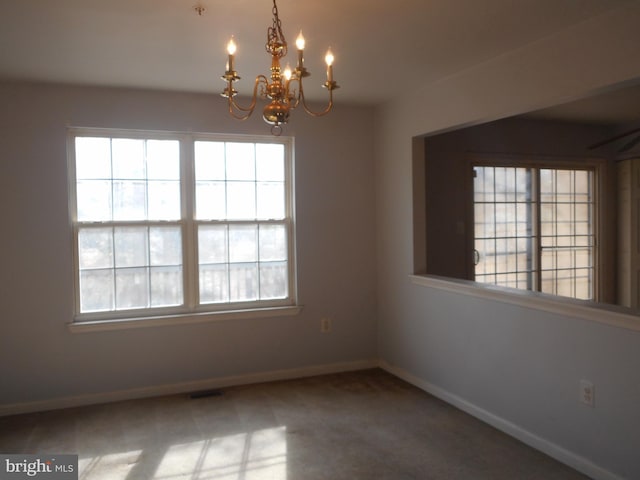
[{"left": 266, "top": 0, "right": 287, "bottom": 57}]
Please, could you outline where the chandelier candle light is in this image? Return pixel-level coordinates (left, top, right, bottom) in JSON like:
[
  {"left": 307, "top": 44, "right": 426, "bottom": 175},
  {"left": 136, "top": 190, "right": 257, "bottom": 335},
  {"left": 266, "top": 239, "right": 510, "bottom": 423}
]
[{"left": 221, "top": 0, "right": 339, "bottom": 135}]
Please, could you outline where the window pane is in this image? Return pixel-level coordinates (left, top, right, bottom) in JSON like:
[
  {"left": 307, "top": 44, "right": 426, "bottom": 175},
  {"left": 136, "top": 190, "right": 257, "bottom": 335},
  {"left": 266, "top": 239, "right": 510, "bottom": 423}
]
[
  {"left": 557, "top": 249, "right": 574, "bottom": 269},
  {"left": 474, "top": 203, "right": 486, "bottom": 238},
  {"left": 540, "top": 204, "right": 555, "bottom": 228},
  {"left": 495, "top": 239, "right": 509, "bottom": 270},
  {"left": 77, "top": 180, "right": 112, "bottom": 221},
  {"left": 229, "top": 225, "right": 258, "bottom": 262},
  {"left": 200, "top": 264, "right": 229, "bottom": 303},
  {"left": 112, "top": 139, "right": 145, "bottom": 179},
  {"left": 575, "top": 248, "right": 592, "bottom": 268},
  {"left": 229, "top": 263, "right": 258, "bottom": 301},
  {"left": 227, "top": 182, "right": 256, "bottom": 219},
  {"left": 260, "top": 262, "right": 288, "bottom": 299},
  {"left": 75, "top": 137, "right": 111, "bottom": 179},
  {"left": 150, "top": 226, "right": 182, "bottom": 266},
  {"left": 147, "top": 140, "right": 180, "bottom": 180},
  {"left": 195, "top": 141, "right": 225, "bottom": 180},
  {"left": 494, "top": 168, "right": 508, "bottom": 202},
  {"left": 517, "top": 238, "right": 530, "bottom": 271},
  {"left": 516, "top": 203, "right": 529, "bottom": 237},
  {"left": 539, "top": 169, "right": 554, "bottom": 198},
  {"left": 116, "top": 267, "right": 149, "bottom": 309},
  {"left": 473, "top": 167, "right": 487, "bottom": 202},
  {"left": 574, "top": 269, "right": 592, "bottom": 300},
  {"left": 114, "top": 227, "right": 147, "bottom": 268},
  {"left": 79, "top": 227, "right": 113, "bottom": 269},
  {"left": 199, "top": 225, "right": 228, "bottom": 264},
  {"left": 541, "top": 250, "right": 556, "bottom": 270},
  {"left": 226, "top": 143, "right": 255, "bottom": 181},
  {"left": 515, "top": 168, "right": 529, "bottom": 202},
  {"left": 113, "top": 180, "right": 146, "bottom": 220},
  {"left": 256, "top": 144, "right": 284, "bottom": 181},
  {"left": 148, "top": 180, "right": 181, "bottom": 220},
  {"left": 151, "top": 266, "right": 183, "bottom": 307},
  {"left": 196, "top": 181, "right": 226, "bottom": 220},
  {"left": 80, "top": 269, "right": 114, "bottom": 312},
  {"left": 257, "top": 182, "right": 285, "bottom": 220},
  {"left": 259, "top": 224, "right": 287, "bottom": 261},
  {"left": 555, "top": 203, "right": 572, "bottom": 226},
  {"left": 555, "top": 277, "right": 574, "bottom": 299}
]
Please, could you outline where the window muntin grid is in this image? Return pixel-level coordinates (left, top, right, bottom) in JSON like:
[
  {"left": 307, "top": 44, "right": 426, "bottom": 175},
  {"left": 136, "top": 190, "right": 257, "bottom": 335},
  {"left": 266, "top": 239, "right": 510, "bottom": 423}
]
[
  {"left": 194, "top": 141, "right": 289, "bottom": 304},
  {"left": 474, "top": 167, "right": 535, "bottom": 291},
  {"left": 70, "top": 131, "right": 295, "bottom": 321},
  {"left": 473, "top": 165, "right": 594, "bottom": 301},
  {"left": 539, "top": 169, "right": 594, "bottom": 299},
  {"left": 77, "top": 225, "right": 183, "bottom": 312}
]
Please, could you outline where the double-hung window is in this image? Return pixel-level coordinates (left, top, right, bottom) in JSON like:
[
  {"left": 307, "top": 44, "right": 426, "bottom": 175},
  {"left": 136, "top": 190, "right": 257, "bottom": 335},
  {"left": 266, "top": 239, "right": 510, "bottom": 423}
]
[
  {"left": 473, "top": 164, "right": 595, "bottom": 300},
  {"left": 69, "top": 129, "right": 296, "bottom": 323}
]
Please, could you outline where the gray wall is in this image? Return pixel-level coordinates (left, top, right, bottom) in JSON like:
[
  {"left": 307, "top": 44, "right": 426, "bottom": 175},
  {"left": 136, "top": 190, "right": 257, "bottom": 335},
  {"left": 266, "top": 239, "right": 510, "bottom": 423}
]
[
  {"left": 375, "top": 4, "right": 640, "bottom": 480},
  {"left": 0, "top": 81, "right": 377, "bottom": 405}
]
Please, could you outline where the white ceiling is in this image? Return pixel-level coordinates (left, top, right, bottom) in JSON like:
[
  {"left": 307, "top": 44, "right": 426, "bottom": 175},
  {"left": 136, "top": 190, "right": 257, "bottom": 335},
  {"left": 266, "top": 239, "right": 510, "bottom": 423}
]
[{"left": 0, "top": 0, "right": 634, "bottom": 108}]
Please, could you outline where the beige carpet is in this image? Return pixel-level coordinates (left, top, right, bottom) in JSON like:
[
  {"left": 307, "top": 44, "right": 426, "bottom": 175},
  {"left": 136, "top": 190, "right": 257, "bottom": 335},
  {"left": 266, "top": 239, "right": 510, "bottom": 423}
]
[{"left": 0, "top": 369, "right": 590, "bottom": 479}]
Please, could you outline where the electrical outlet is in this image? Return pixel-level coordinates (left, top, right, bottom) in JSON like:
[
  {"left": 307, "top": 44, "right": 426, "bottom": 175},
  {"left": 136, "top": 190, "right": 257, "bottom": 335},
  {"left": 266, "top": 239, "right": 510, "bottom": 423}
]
[
  {"left": 320, "top": 317, "right": 332, "bottom": 333},
  {"left": 580, "top": 380, "right": 595, "bottom": 407}
]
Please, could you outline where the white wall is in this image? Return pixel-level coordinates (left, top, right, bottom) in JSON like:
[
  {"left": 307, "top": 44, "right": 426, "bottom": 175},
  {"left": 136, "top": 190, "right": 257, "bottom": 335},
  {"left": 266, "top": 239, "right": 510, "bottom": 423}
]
[
  {"left": 0, "top": 82, "right": 377, "bottom": 408},
  {"left": 375, "top": 3, "right": 640, "bottom": 480}
]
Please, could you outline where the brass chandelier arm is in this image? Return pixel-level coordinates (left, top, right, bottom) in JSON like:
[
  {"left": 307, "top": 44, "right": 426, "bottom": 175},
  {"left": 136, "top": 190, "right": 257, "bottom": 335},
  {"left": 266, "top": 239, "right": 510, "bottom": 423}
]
[
  {"left": 225, "top": 75, "right": 269, "bottom": 120},
  {"left": 297, "top": 81, "right": 335, "bottom": 118},
  {"left": 227, "top": 101, "right": 253, "bottom": 121}
]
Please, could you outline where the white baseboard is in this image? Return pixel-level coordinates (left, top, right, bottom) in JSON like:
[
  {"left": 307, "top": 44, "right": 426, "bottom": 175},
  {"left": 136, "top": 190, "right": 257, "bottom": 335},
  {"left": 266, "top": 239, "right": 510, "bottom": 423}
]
[
  {"left": 0, "top": 359, "right": 379, "bottom": 417},
  {"left": 379, "top": 361, "right": 623, "bottom": 480}
]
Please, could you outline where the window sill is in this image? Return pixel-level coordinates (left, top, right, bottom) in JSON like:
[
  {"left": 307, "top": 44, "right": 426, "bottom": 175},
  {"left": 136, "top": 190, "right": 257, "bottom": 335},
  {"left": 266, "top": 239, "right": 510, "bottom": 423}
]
[
  {"left": 67, "top": 306, "right": 303, "bottom": 333},
  {"left": 410, "top": 274, "right": 640, "bottom": 332}
]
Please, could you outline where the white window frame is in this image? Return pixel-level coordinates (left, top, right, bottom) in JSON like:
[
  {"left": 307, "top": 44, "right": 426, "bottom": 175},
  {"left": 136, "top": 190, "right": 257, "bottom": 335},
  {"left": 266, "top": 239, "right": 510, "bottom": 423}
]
[{"left": 67, "top": 127, "right": 299, "bottom": 330}]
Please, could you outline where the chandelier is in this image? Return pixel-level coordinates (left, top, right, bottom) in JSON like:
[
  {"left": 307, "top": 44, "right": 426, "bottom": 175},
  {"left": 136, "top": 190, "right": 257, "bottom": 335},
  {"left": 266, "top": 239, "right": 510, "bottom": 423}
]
[{"left": 221, "top": 0, "right": 339, "bottom": 135}]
